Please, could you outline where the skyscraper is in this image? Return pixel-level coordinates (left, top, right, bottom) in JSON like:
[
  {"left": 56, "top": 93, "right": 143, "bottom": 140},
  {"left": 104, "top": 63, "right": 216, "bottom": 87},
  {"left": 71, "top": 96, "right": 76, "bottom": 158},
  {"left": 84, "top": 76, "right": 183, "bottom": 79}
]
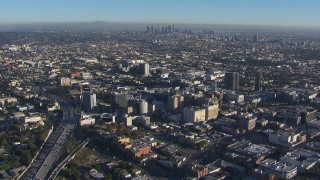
[
  {"left": 151, "top": 25, "right": 154, "bottom": 33},
  {"left": 83, "top": 91, "right": 97, "bottom": 111},
  {"left": 255, "top": 71, "right": 263, "bottom": 91},
  {"left": 224, "top": 72, "right": 240, "bottom": 90},
  {"left": 147, "top": 26, "right": 150, "bottom": 33},
  {"left": 253, "top": 35, "right": 259, "bottom": 42},
  {"left": 139, "top": 63, "right": 150, "bottom": 76},
  {"left": 112, "top": 93, "right": 128, "bottom": 109}
]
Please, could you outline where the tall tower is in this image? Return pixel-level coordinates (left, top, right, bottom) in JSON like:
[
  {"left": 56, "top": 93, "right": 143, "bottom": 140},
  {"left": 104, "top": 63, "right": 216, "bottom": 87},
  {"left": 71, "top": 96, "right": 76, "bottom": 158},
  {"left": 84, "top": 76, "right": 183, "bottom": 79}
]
[
  {"left": 253, "top": 35, "right": 259, "bottom": 42},
  {"left": 83, "top": 91, "right": 97, "bottom": 111},
  {"left": 255, "top": 71, "right": 263, "bottom": 91},
  {"left": 140, "top": 63, "right": 150, "bottom": 76},
  {"left": 224, "top": 72, "right": 240, "bottom": 90}
]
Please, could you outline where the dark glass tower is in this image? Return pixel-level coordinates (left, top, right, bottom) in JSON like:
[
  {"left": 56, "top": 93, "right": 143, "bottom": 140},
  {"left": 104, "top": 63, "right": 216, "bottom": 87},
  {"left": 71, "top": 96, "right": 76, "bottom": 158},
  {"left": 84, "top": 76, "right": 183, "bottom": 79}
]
[
  {"left": 255, "top": 71, "right": 263, "bottom": 91},
  {"left": 224, "top": 72, "right": 240, "bottom": 90}
]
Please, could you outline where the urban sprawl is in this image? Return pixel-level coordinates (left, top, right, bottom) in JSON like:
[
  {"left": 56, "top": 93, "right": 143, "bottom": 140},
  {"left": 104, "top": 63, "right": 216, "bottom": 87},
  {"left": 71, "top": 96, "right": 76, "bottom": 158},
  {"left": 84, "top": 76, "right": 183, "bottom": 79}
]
[{"left": 0, "top": 26, "right": 320, "bottom": 180}]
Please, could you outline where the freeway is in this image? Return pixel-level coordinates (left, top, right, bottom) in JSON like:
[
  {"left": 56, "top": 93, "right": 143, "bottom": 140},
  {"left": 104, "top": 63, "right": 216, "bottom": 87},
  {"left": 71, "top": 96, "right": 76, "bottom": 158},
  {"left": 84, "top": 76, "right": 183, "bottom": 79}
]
[
  {"left": 48, "top": 138, "right": 91, "bottom": 180},
  {"left": 19, "top": 103, "right": 79, "bottom": 180}
]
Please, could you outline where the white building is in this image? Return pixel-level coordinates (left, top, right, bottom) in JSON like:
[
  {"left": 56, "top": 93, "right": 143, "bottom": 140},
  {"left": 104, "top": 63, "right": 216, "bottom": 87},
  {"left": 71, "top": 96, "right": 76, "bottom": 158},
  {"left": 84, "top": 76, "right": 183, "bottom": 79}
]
[{"left": 259, "top": 158, "right": 297, "bottom": 179}]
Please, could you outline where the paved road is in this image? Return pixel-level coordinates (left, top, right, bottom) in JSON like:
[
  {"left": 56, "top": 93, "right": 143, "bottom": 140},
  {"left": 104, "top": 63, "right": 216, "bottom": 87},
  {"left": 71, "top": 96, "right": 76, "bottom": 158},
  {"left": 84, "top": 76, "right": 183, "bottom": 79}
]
[
  {"left": 20, "top": 103, "right": 78, "bottom": 180},
  {"left": 48, "top": 139, "right": 91, "bottom": 180}
]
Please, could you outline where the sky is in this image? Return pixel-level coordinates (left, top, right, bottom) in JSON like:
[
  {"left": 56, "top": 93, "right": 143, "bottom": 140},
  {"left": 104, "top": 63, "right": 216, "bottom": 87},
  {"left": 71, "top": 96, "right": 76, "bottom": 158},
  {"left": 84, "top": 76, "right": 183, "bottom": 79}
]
[{"left": 1, "top": 0, "right": 320, "bottom": 27}]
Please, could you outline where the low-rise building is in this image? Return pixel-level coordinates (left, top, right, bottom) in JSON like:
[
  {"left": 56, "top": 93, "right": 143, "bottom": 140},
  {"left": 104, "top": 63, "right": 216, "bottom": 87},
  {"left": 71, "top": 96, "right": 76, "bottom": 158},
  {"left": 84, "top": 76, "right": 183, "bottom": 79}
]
[
  {"left": 258, "top": 158, "right": 297, "bottom": 179},
  {"left": 268, "top": 130, "right": 306, "bottom": 148},
  {"left": 79, "top": 114, "right": 95, "bottom": 126},
  {"left": 189, "top": 163, "right": 209, "bottom": 179},
  {"left": 280, "top": 148, "right": 320, "bottom": 173}
]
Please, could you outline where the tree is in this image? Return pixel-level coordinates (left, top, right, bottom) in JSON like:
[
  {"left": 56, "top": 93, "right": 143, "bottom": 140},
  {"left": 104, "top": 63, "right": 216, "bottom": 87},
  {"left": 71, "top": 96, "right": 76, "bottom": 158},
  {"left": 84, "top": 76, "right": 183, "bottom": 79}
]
[
  {"left": 20, "top": 150, "right": 32, "bottom": 165},
  {"left": 105, "top": 173, "right": 112, "bottom": 180},
  {"left": 0, "top": 138, "right": 9, "bottom": 148}
]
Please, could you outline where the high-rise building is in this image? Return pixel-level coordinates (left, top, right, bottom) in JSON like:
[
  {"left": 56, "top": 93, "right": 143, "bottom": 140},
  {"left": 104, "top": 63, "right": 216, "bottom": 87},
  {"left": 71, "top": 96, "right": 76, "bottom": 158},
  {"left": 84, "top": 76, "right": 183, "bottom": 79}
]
[
  {"left": 157, "top": 24, "right": 160, "bottom": 31},
  {"left": 253, "top": 35, "right": 259, "bottom": 42},
  {"left": 224, "top": 72, "right": 240, "bottom": 90},
  {"left": 82, "top": 91, "right": 96, "bottom": 111},
  {"left": 168, "top": 95, "right": 184, "bottom": 111},
  {"left": 172, "top": 25, "right": 175, "bottom": 32},
  {"left": 138, "top": 99, "right": 148, "bottom": 115},
  {"left": 147, "top": 26, "right": 150, "bottom": 33},
  {"left": 112, "top": 93, "right": 128, "bottom": 109},
  {"left": 140, "top": 63, "right": 150, "bottom": 76},
  {"left": 255, "top": 71, "right": 263, "bottom": 91},
  {"left": 168, "top": 25, "right": 172, "bottom": 33},
  {"left": 151, "top": 25, "right": 154, "bottom": 33}
]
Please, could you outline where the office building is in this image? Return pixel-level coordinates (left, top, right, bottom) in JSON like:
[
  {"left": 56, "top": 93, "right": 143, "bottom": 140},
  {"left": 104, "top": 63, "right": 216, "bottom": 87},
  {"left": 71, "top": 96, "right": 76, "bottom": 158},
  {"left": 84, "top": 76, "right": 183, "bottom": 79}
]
[
  {"left": 255, "top": 71, "right": 263, "bottom": 91},
  {"left": 82, "top": 91, "right": 97, "bottom": 111},
  {"left": 224, "top": 72, "right": 240, "bottom": 90},
  {"left": 253, "top": 35, "right": 259, "bottom": 42},
  {"left": 140, "top": 63, "right": 150, "bottom": 76},
  {"left": 112, "top": 93, "right": 129, "bottom": 109}
]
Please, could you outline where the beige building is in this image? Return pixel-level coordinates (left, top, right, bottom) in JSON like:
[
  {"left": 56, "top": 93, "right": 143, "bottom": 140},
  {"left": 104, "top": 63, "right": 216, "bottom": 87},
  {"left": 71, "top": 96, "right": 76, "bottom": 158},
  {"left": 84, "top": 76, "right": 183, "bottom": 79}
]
[
  {"left": 203, "top": 104, "right": 219, "bottom": 121},
  {"left": 268, "top": 130, "right": 306, "bottom": 148},
  {"left": 183, "top": 106, "right": 206, "bottom": 123},
  {"left": 168, "top": 95, "right": 184, "bottom": 110}
]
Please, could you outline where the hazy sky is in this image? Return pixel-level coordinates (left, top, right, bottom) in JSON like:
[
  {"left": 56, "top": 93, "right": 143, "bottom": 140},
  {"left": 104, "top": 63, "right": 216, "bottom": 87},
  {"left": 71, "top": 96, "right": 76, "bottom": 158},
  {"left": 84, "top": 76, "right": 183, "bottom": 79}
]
[{"left": 1, "top": 0, "right": 320, "bottom": 27}]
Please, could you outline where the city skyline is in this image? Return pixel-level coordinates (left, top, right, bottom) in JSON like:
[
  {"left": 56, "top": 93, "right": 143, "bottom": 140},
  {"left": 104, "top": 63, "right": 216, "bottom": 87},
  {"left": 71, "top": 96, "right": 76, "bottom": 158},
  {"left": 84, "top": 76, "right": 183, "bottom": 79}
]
[{"left": 1, "top": 0, "right": 320, "bottom": 27}]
